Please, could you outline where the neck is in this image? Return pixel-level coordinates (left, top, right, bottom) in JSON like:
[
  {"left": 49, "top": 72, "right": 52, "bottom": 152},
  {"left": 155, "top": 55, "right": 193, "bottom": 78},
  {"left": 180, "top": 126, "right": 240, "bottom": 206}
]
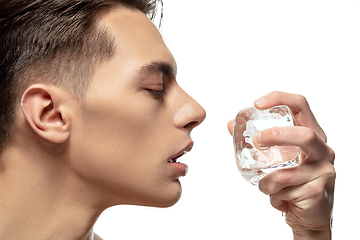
[{"left": 0, "top": 145, "right": 105, "bottom": 240}]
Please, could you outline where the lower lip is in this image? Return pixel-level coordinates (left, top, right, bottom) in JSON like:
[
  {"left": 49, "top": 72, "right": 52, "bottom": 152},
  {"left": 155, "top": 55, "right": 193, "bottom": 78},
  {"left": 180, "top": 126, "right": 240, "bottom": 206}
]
[{"left": 168, "top": 162, "right": 188, "bottom": 177}]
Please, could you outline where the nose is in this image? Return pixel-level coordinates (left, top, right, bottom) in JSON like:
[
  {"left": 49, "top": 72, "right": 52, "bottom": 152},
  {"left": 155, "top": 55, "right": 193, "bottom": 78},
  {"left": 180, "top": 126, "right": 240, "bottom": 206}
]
[{"left": 173, "top": 87, "right": 206, "bottom": 131}]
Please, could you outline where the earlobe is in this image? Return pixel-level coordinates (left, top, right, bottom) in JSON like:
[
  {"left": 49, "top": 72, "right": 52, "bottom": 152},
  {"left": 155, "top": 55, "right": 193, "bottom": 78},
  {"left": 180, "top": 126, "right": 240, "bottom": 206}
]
[{"left": 21, "top": 84, "right": 70, "bottom": 144}]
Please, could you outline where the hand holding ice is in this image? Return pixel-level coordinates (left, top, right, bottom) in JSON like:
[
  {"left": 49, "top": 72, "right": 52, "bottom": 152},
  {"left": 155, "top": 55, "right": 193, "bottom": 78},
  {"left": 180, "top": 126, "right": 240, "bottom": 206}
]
[
  {"left": 243, "top": 109, "right": 294, "bottom": 148},
  {"left": 233, "top": 105, "right": 300, "bottom": 185}
]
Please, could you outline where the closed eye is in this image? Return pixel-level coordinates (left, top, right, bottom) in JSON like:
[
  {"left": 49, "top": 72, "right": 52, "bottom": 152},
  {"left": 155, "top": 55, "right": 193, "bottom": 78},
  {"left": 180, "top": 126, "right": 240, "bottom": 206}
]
[{"left": 149, "top": 89, "right": 166, "bottom": 99}]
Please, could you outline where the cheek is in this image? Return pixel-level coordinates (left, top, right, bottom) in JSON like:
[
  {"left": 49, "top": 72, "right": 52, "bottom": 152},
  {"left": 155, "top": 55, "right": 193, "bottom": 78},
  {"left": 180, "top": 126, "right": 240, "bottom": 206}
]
[
  {"left": 68, "top": 102, "right": 180, "bottom": 206},
  {"left": 72, "top": 108, "right": 159, "bottom": 177}
]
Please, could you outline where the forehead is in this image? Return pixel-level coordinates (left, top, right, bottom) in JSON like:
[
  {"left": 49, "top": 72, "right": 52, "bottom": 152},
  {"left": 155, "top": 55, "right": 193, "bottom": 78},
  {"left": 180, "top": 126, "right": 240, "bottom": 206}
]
[{"left": 98, "top": 7, "right": 175, "bottom": 68}]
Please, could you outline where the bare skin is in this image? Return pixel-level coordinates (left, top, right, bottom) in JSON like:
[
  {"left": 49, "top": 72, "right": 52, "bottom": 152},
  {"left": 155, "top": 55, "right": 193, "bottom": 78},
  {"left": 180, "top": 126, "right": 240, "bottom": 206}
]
[
  {"left": 228, "top": 91, "right": 335, "bottom": 240},
  {"left": 0, "top": 5, "right": 334, "bottom": 240},
  {"left": 0, "top": 7, "right": 205, "bottom": 240}
]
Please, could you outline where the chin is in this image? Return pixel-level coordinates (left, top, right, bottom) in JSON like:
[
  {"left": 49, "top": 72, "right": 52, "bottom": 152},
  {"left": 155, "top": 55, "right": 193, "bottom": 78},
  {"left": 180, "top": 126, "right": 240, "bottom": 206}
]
[
  {"left": 134, "top": 180, "right": 183, "bottom": 208},
  {"left": 154, "top": 193, "right": 182, "bottom": 208}
]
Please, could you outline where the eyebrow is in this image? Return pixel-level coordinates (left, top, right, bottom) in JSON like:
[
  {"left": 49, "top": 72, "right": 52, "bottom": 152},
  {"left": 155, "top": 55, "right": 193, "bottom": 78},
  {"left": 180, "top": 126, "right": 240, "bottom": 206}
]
[{"left": 137, "top": 61, "right": 176, "bottom": 77}]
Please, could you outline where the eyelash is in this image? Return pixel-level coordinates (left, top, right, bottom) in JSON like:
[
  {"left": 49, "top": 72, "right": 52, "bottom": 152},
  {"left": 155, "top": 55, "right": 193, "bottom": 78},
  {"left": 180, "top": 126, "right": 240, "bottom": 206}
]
[{"left": 150, "top": 89, "right": 166, "bottom": 99}]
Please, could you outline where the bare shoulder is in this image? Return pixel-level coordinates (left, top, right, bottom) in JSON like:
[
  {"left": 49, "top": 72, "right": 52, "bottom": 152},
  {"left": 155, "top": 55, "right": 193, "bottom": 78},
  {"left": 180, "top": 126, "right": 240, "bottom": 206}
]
[{"left": 94, "top": 233, "right": 103, "bottom": 240}]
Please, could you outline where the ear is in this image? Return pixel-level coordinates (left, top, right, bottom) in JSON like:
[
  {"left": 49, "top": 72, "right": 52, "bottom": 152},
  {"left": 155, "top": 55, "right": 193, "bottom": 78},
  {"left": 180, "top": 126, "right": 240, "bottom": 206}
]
[{"left": 21, "top": 84, "right": 71, "bottom": 144}]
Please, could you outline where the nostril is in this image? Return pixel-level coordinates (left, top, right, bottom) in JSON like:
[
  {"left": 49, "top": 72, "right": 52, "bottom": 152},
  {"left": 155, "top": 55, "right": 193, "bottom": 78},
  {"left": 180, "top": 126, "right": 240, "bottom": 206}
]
[{"left": 184, "top": 121, "right": 200, "bottom": 129}]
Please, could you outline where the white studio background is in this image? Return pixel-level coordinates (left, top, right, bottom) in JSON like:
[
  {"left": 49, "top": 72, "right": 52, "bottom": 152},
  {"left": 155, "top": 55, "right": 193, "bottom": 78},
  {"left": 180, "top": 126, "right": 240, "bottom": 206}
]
[{"left": 94, "top": 1, "right": 360, "bottom": 239}]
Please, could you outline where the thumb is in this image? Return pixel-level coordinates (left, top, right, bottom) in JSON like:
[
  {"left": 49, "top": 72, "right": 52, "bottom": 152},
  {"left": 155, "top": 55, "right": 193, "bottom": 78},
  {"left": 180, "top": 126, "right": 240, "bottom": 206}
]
[{"left": 227, "top": 119, "right": 235, "bottom": 136}]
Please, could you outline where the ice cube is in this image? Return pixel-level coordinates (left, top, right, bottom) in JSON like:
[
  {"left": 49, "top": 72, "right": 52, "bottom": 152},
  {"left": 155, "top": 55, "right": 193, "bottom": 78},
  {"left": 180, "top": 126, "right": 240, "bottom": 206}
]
[
  {"left": 244, "top": 109, "right": 294, "bottom": 147},
  {"left": 233, "top": 105, "right": 300, "bottom": 185}
]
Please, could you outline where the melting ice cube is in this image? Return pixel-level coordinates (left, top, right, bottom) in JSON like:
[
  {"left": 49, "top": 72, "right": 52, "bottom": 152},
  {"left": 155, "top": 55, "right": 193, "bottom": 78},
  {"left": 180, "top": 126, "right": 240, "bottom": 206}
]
[
  {"left": 243, "top": 109, "right": 294, "bottom": 147},
  {"left": 233, "top": 105, "right": 300, "bottom": 185}
]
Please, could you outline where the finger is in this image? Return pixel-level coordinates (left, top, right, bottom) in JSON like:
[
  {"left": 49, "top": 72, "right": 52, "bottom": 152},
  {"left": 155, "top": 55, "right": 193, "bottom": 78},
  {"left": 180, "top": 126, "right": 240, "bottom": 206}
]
[
  {"left": 227, "top": 119, "right": 234, "bottom": 135},
  {"left": 259, "top": 159, "right": 335, "bottom": 195},
  {"left": 254, "top": 91, "right": 308, "bottom": 113},
  {"left": 270, "top": 186, "right": 296, "bottom": 212},
  {"left": 269, "top": 176, "right": 334, "bottom": 216},
  {"left": 254, "top": 91, "right": 326, "bottom": 141},
  {"left": 259, "top": 163, "right": 317, "bottom": 195},
  {"left": 253, "top": 126, "right": 333, "bottom": 162},
  {"left": 269, "top": 184, "right": 310, "bottom": 215},
  {"left": 270, "top": 183, "right": 310, "bottom": 210}
]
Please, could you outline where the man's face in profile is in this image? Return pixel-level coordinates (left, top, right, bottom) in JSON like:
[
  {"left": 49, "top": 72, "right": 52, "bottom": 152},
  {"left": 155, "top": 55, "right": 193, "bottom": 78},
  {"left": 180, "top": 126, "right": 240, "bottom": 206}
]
[{"left": 66, "top": 7, "right": 206, "bottom": 208}]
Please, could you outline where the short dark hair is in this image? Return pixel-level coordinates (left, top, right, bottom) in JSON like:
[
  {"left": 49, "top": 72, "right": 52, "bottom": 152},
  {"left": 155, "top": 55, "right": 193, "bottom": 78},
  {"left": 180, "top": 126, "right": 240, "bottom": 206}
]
[{"left": 0, "top": 0, "right": 161, "bottom": 149}]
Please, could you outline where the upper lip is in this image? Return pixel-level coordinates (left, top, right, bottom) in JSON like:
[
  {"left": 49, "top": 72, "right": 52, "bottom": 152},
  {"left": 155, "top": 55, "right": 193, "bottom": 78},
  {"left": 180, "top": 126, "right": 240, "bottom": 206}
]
[{"left": 168, "top": 142, "right": 194, "bottom": 162}]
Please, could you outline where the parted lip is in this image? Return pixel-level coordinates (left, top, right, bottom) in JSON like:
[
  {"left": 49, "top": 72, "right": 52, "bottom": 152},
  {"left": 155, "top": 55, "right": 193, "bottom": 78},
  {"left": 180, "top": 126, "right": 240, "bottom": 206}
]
[{"left": 168, "top": 142, "right": 194, "bottom": 163}]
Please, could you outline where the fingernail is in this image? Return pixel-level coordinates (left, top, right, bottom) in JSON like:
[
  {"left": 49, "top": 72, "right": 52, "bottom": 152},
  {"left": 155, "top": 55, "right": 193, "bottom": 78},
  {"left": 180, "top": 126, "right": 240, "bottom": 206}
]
[
  {"left": 254, "top": 132, "right": 270, "bottom": 150},
  {"left": 253, "top": 132, "right": 262, "bottom": 145},
  {"left": 255, "top": 96, "right": 267, "bottom": 107}
]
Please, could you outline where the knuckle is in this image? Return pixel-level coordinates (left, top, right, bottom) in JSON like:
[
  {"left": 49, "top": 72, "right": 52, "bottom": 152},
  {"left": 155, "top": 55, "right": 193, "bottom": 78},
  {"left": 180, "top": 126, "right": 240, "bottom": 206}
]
[
  {"left": 327, "top": 147, "right": 335, "bottom": 165},
  {"left": 294, "top": 94, "right": 309, "bottom": 108},
  {"left": 301, "top": 128, "right": 318, "bottom": 145},
  {"left": 313, "top": 158, "right": 336, "bottom": 180},
  {"left": 309, "top": 174, "right": 335, "bottom": 205},
  {"left": 324, "top": 163, "right": 336, "bottom": 182},
  {"left": 312, "top": 163, "right": 336, "bottom": 195},
  {"left": 322, "top": 132, "right": 328, "bottom": 144}
]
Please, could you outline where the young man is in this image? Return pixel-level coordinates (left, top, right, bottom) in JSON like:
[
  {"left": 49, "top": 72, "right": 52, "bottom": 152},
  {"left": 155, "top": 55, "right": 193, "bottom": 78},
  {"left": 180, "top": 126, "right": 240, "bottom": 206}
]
[{"left": 0, "top": 0, "right": 335, "bottom": 239}]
